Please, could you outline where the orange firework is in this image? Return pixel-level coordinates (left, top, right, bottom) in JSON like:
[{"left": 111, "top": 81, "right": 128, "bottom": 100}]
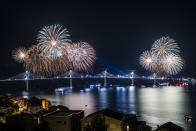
[{"left": 24, "top": 45, "right": 70, "bottom": 77}]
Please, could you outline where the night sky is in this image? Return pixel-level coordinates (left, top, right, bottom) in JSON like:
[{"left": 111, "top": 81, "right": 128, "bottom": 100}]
[{"left": 1, "top": 1, "right": 196, "bottom": 78}]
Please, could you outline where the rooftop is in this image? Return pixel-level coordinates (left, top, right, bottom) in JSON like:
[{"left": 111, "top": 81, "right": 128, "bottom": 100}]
[
  {"left": 156, "top": 122, "right": 184, "bottom": 131},
  {"left": 7, "top": 112, "right": 38, "bottom": 119},
  {"left": 45, "top": 110, "right": 84, "bottom": 117},
  {"left": 85, "top": 109, "right": 136, "bottom": 120}
]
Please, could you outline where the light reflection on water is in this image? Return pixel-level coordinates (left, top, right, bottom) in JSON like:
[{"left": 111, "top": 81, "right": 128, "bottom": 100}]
[
  {"left": 17, "top": 86, "right": 194, "bottom": 130},
  {"left": 135, "top": 87, "right": 191, "bottom": 129}
]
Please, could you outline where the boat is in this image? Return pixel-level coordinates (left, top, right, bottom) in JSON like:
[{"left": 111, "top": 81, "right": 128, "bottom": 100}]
[
  {"left": 159, "top": 82, "right": 169, "bottom": 86},
  {"left": 54, "top": 87, "right": 72, "bottom": 92}
]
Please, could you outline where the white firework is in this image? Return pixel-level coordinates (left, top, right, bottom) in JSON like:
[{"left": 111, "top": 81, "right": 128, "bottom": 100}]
[
  {"left": 152, "top": 36, "right": 180, "bottom": 57},
  {"left": 140, "top": 36, "right": 184, "bottom": 76},
  {"left": 37, "top": 24, "right": 71, "bottom": 59},
  {"left": 66, "top": 42, "right": 96, "bottom": 71},
  {"left": 139, "top": 50, "right": 157, "bottom": 71},
  {"left": 12, "top": 47, "right": 28, "bottom": 63},
  {"left": 161, "top": 53, "right": 183, "bottom": 75}
]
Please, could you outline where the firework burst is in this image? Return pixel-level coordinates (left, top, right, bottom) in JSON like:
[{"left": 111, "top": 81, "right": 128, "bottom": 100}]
[
  {"left": 161, "top": 53, "right": 183, "bottom": 75},
  {"left": 24, "top": 45, "right": 70, "bottom": 77},
  {"left": 24, "top": 45, "right": 49, "bottom": 76},
  {"left": 12, "top": 24, "right": 97, "bottom": 76},
  {"left": 37, "top": 24, "right": 71, "bottom": 59},
  {"left": 140, "top": 36, "right": 184, "bottom": 76},
  {"left": 139, "top": 50, "right": 157, "bottom": 71},
  {"left": 152, "top": 36, "right": 180, "bottom": 56},
  {"left": 12, "top": 47, "right": 28, "bottom": 63},
  {"left": 66, "top": 42, "right": 96, "bottom": 72}
]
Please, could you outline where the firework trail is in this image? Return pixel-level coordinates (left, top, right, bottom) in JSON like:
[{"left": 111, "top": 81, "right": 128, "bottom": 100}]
[{"left": 24, "top": 45, "right": 70, "bottom": 77}]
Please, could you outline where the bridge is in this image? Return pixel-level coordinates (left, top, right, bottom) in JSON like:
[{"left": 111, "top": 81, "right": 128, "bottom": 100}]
[
  {"left": 0, "top": 70, "right": 157, "bottom": 81},
  {"left": 0, "top": 70, "right": 195, "bottom": 91},
  {"left": 0, "top": 70, "right": 195, "bottom": 81}
]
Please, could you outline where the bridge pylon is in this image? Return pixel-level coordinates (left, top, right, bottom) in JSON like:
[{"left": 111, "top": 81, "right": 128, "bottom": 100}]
[{"left": 69, "top": 70, "right": 73, "bottom": 89}]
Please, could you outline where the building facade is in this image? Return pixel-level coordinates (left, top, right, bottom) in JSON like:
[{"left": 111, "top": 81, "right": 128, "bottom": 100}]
[
  {"left": 81, "top": 109, "right": 152, "bottom": 131},
  {"left": 41, "top": 110, "right": 84, "bottom": 131}
]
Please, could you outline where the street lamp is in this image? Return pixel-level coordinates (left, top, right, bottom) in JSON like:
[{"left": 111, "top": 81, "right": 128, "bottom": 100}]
[{"left": 69, "top": 70, "right": 73, "bottom": 89}]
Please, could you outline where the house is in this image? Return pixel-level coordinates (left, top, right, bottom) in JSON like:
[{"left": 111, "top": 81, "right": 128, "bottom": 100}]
[
  {"left": 40, "top": 99, "right": 51, "bottom": 110},
  {"left": 27, "top": 97, "right": 42, "bottom": 113},
  {"left": 81, "top": 109, "right": 152, "bottom": 131},
  {"left": 27, "top": 97, "right": 52, "bottom": 113},
  {"left": 18, "top": 98, "right": 28, "bottom": 112},
  {"left": 28, "top": 99, "right": 52, "bottom": 113},
  {"left": 6, "top": 113, "right": 40, "bottom": 131},
  {"left": 155, "top": 122, "right": 184, "bottom": 131},
  {"left": 0, "top": 95, "right": 19, "bottom": 114},
  {"left": 41, "top": 110, "right": 84, "bottom": 131},
  {"left": 4, "top": 108, "right": 84, "bottom": 131},
  {"left": 28, "top": 105, "right": 42, "bottom": 113}
]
